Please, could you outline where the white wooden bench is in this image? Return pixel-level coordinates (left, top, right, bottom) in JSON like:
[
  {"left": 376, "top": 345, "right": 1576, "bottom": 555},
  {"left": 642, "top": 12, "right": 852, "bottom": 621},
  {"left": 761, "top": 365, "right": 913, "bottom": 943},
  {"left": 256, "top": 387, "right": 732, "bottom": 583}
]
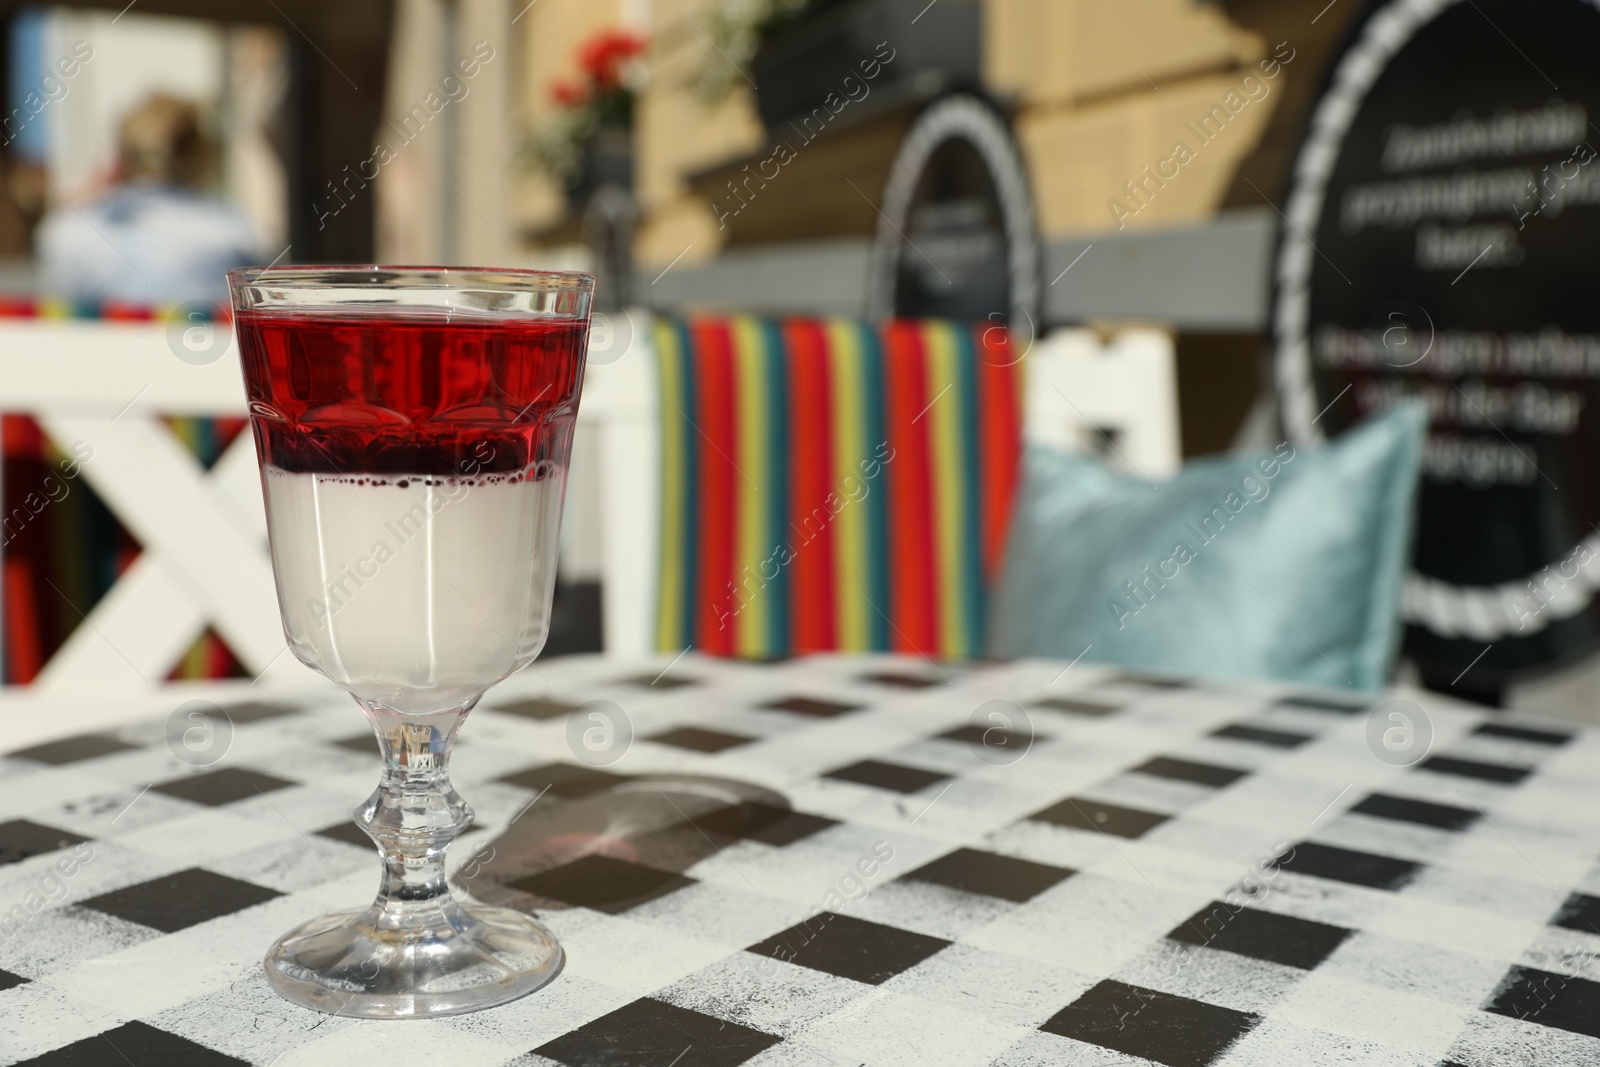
[
  {"left": 0, "top": 311, "right": 1180, "bottom": 689},
  {"left": 1024, "top": 327, "right": 1182, "bottom": 481}
]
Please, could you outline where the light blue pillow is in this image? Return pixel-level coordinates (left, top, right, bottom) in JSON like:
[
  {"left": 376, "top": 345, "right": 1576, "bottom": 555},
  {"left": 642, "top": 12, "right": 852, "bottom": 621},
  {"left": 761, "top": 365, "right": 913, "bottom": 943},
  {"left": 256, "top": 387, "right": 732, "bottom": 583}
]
[{"left": 988, "top": 405, "right": 1427, "bottom": 690}]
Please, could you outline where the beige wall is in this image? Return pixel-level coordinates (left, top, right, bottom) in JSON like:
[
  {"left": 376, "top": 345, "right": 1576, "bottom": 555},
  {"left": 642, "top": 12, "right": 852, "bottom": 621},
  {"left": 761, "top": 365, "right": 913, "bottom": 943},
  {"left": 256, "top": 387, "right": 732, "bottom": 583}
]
[
  {"left": 633, "top": 4, "right": 766, "bottom": 267},
  {"left": 986, "top": 0, "right": 1275, "bottom": 235},
  {"left": 986, "top": 0, "right": 1256, "bottom": 106},
  {"left": 1019, "top": 64, "right": 1282, "bottom": 235},
  {"left": 515, "top": 0, "right": 1285, "bottom": 266}
]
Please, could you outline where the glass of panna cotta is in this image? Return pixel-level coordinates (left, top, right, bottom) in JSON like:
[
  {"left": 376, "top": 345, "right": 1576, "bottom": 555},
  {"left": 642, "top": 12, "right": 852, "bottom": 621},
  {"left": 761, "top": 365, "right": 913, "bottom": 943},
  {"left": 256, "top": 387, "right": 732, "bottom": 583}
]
[{"left": 228, "top": 266, "right": 593, "bottom": 1019}]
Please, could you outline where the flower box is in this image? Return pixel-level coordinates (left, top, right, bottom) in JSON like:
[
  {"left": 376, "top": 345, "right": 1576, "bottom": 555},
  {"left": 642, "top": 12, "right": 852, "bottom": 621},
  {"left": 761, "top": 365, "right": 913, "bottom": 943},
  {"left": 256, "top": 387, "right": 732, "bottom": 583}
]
[{"left": 752, "top": 0, "right": 981, "bottom": 134}]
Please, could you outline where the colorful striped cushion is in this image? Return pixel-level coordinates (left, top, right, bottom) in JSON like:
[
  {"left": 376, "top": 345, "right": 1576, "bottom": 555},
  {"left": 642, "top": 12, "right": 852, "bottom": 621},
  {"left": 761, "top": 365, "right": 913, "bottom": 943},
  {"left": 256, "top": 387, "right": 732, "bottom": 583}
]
[
  {"left": 653, "top": 317, "right": 1023, "bottom": 660},
  {"left": 0, "top": 297, "right": 224, "bottom": 321}
]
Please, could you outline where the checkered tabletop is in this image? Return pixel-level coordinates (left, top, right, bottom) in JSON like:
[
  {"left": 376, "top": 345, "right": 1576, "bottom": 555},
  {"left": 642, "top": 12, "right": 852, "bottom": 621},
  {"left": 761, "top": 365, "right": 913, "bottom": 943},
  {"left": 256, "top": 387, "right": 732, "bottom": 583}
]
[{"left": 1, "top": 654, "right": 1599, "bottom": 1067}]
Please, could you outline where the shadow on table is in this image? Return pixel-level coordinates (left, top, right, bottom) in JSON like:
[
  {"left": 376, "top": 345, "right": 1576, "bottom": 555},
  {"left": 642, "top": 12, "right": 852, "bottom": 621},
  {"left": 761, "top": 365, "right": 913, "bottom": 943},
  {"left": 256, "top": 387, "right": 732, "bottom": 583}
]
[{"left": 453, "top": 773, "right": 820, "bottom": 914}]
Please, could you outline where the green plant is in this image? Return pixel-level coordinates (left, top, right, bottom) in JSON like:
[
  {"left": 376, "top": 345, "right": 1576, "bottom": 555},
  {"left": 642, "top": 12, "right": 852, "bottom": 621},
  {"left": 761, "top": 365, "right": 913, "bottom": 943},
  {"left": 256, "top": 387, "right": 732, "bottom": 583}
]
[{"left": 698, "top": 0, "right": 820, "bottom": 101}]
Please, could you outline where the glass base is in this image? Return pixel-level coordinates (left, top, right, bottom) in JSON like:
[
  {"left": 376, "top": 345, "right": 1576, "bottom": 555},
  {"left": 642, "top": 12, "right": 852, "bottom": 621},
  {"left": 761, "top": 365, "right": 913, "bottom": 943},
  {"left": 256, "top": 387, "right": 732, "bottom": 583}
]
[{"left": 263, "top": 900, "right": 563, "bottom": 1019}]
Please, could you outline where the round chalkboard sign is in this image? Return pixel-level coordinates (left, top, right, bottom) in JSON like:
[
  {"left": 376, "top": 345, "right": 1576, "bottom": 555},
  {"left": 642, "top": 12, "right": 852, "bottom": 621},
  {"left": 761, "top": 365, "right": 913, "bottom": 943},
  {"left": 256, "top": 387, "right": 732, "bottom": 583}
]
[
  {"left": 867, "top": 94, "right": 1039, "bottom": 343},
  {"left": 1274, "top": 0, "right": 1600, "bottom": 683}
]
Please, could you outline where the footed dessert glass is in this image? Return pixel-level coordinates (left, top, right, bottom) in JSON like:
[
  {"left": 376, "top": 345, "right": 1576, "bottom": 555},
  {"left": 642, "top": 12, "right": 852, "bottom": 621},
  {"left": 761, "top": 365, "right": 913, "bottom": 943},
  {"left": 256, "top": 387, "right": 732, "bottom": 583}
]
[{"left": 228, "top": 266, "right": 593, "bottom": 1018}]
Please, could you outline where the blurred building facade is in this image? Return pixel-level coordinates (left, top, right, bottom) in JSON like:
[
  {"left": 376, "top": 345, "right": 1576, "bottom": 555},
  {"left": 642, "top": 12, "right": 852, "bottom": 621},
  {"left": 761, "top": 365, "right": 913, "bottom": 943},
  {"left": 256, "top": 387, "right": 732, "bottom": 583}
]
[
  {"left": 521, "top": 0, "right": 1272, "bottom": 259},
  {"left": 508, "top": 0, "right": 1367, "bottom": 456}
]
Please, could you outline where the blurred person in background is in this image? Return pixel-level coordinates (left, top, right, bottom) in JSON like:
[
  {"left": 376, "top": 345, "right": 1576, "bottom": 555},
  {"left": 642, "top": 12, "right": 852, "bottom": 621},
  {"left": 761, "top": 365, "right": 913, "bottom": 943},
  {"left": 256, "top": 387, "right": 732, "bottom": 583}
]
[{"left": 35, "top": 93, "right": 256, "bottom": 304}]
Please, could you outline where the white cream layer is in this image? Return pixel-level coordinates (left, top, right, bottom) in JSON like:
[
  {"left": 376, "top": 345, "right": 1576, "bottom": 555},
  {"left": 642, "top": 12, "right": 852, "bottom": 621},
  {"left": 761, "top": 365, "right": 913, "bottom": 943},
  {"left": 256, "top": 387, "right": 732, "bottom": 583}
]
[{"left": 262, "top": 465, "right": 564, "bottom": 712}]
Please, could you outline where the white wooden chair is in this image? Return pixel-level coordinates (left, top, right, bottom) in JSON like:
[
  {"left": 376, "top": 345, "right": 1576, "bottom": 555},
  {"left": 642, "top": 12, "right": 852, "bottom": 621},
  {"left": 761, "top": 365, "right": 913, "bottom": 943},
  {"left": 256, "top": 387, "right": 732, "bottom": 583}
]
[
  {"left": 1023, "top": 327, "right": 1182, "bottom": 481},
  {"left": 569, "top": 309, "right": 660, "bottom": 659},
  {"left": 0, "top": 316, "right": 291, "bottom": 692},
  {"left": 574, "top": 318, "right": 1184, "bottom": 658}
]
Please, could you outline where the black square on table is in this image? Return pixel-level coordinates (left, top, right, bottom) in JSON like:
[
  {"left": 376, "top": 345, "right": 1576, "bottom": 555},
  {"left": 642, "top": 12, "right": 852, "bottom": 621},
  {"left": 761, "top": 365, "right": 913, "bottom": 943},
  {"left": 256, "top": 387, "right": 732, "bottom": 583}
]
[
  {"left": 1418, "top": 755, "right": 1529, "bottom": 784},
  {"left": 151, "top": 767, "right": 295, "bottom": 807},
  {"left": 1349, "top": 793, "right": 1478, "bottom": 831},
  {"left": 1133, "top": 756, "right": 1248, "bottom": 788},
  {"left": 315, "top": 821, "right": 372, "bottom": 848},
  {"left": 1169, "top": 902, "right": 1351, "bottom": 970},
  {"left": 823, "top": 759, "right": 948, "bottom": 794},
  {"left": 1210, "top": 724, "right": 1311, "bottom": 748},
  {"left": 14, "top": 1020, "right": 249, "bottom": 1066},
  {"left": 213, "top": 702, "right": 300, "bottom": 724},
  {"left": 1041, "top": 979, "right": 1259, "bottom": 1067},
  {"left": 0, "top": 820, "right": 90, "bottom": 866},
  {"left": 1031, "top": 797, "right": 1169, "bottom": 839},
  {"left": 620, "top": 672, "right": 699, "bottom": 690},
  {"left": 1275, "top": 694, "right": 1368, "bottom": 715},
  {"left": 330, "top": 733, "right": 377, "bottom": 755},
  {"left": 1102, "top": 672, "right": 1188, "bottom": 690},
  {"left": 0, "top": 967, "right": 27, "bottom": 991},
  {"left": 491, "top": 696, "right": 581, "bottom": 721},
  {"left": 647, "top": 726, "right": 755, "bottom": 753},
  {"left": 762, "top": 695, "right": 862, "bottom": 718},
  {"left": 692, "top": 802, "right": 835, "bottom": 846},
  {"left": 510, "top": 855, "right": 694, "bottom": 914},
  {"left": 1473, "top": 722, "right": 1573, "bottom": 746},
  {"left": 534, "top": 996, "right": 780, "bottom": 1067},
  {"left": 904, "top": 848, "right": 1073, "bottom": 903},
  {"left": 9, "top": 733, "right": 139, "bottom": 765},
  {"left": 499, "top": 762, "right": 628, "bottom": 799},
  {"left": 747, "top": 911, "right": 949, "bottom": 984},
  {"left": 860, "top": 670, "right": 943, "bottom": 689},
  {"left": 81, "top": 868, "right": 282, "bottom": 933},
  {"left": 1552, "top": 892, "right": 1600, "bottom": 936},
  {"left": 1032, "top": 696, "right": 1120, "bottom": 717},
  {"left": 939, "top": 724, "right": 1039, "bottom": 749},
  {"left": 1484, "top": 965, "right": 1600, "bottom": 1039},
  {"left": 1276, "top": 841, "right": 1421, "bottom": 891}
]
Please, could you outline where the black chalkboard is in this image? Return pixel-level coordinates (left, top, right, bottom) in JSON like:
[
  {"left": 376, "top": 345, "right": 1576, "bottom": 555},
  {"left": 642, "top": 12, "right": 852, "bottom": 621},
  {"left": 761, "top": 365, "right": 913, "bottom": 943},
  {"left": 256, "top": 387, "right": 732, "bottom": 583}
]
[
  {"left": 1274, "top": 0, "right": 1600, "bottom": 684},
  {"left": 869, "top": 94, "right": 1039, "bottom": 339}
]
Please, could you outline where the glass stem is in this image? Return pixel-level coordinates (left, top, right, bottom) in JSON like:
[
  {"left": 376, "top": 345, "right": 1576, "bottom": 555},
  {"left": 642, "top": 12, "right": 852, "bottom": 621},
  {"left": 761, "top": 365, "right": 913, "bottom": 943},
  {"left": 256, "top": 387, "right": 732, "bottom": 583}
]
[{"left": 356, "top": 701, "right": 476, "bottom": 931}]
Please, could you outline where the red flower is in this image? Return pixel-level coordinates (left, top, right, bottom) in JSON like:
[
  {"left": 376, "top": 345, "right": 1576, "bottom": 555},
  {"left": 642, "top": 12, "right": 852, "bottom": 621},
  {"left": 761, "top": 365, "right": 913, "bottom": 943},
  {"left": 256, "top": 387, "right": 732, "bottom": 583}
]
[
  {"left": 577, "top": 29, "right": 646, "bottom": 93},
  {"left": 549, "top": 78, "right": 588, "bottom": 108}
]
